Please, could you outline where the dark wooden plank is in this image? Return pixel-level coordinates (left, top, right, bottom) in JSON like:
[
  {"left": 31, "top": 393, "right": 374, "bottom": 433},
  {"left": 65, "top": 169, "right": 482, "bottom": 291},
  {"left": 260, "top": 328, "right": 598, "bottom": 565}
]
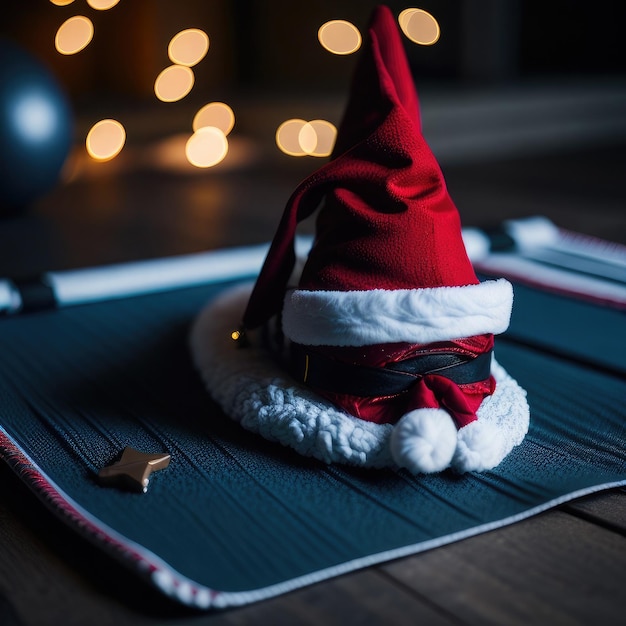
[
  {"left": 381, "top": 509, "right": 626, "bottom": 626},
  {"left": 209, "top": 571, "right": 457, "bottom": 626},
  {"left": 0, "top": 497, "right": 143, "bottom": 626},
  {"left": 563, "top": 489, "right": 626, "bottom": 533}
]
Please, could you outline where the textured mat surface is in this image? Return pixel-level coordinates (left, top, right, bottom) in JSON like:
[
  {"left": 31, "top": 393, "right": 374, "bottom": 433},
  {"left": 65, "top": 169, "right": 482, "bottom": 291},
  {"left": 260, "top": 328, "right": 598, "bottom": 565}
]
[{"left": 0, "top": 265, "right": 624, "bottom": 609}]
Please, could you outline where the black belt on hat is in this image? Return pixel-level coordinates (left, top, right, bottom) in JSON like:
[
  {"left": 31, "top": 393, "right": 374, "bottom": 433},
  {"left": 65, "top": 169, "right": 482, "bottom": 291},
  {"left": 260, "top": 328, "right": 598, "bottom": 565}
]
[{"left": 289, "top": 343, "right": 492, "bottom": 398}]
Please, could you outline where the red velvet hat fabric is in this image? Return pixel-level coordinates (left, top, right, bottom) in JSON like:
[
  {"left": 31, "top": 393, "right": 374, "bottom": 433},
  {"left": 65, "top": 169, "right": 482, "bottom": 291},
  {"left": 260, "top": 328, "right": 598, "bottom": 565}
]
[
  {"left": 300, "top": 5, "right": 478, "bottom": 293},
  {"left": 206, "top": 6, "right": 527, "bottom": 474},
  {"left": 243, "top": 5, "right": 478, "bottom": 330}
]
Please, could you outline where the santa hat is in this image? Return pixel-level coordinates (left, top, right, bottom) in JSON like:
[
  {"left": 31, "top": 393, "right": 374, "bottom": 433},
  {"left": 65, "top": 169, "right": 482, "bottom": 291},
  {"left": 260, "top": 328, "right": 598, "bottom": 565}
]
[{"left": 190, "top": 5, "right": 529, "bottom": 474}]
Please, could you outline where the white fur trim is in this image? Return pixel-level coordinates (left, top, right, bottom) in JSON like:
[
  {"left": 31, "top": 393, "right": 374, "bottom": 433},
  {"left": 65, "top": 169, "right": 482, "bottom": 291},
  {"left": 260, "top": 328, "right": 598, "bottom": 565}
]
[
  {"left": 282, "top": 279, "right": 513, "bottom": 347},
  {"left": 453, "top": 420, "right": 504, "bottom": 473},
  {"left": 190, "top": 284, "right": 529, "bottom": 474},
  {"left": 390, "top": 409, "right": 457, "bottom": 474},
  {"left": 190, "top": 283, "right": 394, "bottom": 468},
  {"left": 453, "top": 358, "right": 530, "bottom": 473}
]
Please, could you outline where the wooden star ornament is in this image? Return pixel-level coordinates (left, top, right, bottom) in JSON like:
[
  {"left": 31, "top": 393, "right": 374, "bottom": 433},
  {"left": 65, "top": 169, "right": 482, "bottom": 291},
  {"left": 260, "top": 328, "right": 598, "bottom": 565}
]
[{"left": 98, "top": 446, "right": 171, "bottom": 493}]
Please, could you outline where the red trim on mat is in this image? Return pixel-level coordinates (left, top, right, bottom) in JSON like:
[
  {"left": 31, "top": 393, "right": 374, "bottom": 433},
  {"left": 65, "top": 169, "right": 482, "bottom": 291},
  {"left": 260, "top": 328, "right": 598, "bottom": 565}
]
[{"left": 0, "top": 428, "right": 221, "bottom": 607}]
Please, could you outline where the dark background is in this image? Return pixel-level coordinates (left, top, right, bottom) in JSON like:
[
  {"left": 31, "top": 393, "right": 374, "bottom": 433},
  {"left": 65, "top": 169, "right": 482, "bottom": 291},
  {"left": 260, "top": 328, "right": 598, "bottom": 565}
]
[
  {"left": 4, "top": 0, "right": 626, "bottom": 97},
  {"left": 0, "top": 0, "right": 625, "bottom": 271}
]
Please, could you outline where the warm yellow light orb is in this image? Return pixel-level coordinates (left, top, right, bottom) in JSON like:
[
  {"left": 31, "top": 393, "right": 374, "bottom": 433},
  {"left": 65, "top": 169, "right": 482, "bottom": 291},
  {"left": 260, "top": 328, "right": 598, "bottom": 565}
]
[
  {"left": 398, "top": 8, "right": 417, "bottom": 31},
  {"left": 307, "top": 119, "right": 337, "bottom": 157},
  {"left": 398, "top": 8, "right": 440, "bottom": 45},
  {"left": 276, "top": 119, "right": 308, "bottom": 156},
  {"left": 318, "top": 20, "right": 362, "bottom": 55},
  {"left": 154, "top": 65, "right": 195, "bottom": 102},
  {"left": 193, "top": 102, "right": 235, "bottom": 135},
  {"left": 168, "top": 29, "right": 210, "bottom": 67},
  {"left": 185, "top": 127, "right": 229, "bottom": 168},
  {"left": 55, "top": 16, "right": 94, "bottom": 55},
  {"left": 50, "top": 0, "right": 76, "bottom": 6},
  {"left": 87, "top": 0, "right": 121, "bottom": 9},
  {"left": 86, "top": 119, "right": 126, "bottom": 162},
  {"left": 298, "top": 123, "right": 318, "bottom": 155},
  {"left": 276, "top": 119, "right": 338, "bottom": 157}
]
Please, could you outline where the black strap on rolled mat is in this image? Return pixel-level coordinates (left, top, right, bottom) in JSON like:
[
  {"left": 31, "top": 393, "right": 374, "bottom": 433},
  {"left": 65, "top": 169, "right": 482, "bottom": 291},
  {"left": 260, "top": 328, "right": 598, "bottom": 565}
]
[
  {"left": 12, "top": 277, "right": 57, "bottom": 313},
  {"left": 289, "top": 344, "right": 493, "bottom": 397}
]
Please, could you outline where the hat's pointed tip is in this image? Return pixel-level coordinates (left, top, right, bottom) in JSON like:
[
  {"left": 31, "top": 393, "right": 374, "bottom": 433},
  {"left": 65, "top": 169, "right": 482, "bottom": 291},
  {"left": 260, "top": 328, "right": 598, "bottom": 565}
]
[
  {"left": 330, "top": 3, "right": 421, "bottom": 156},
  {"left": 368, "top": 4, "right": 403, "bottom": 39},
  {"left": 371, "top": 4, "right": 396, "bottom": 22}
]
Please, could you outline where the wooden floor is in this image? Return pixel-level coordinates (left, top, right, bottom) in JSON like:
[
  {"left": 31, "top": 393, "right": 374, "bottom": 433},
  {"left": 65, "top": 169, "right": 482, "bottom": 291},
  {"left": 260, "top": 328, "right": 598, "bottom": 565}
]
[{"left": 0, "top": 128, "right": 625, "bottom": 625}]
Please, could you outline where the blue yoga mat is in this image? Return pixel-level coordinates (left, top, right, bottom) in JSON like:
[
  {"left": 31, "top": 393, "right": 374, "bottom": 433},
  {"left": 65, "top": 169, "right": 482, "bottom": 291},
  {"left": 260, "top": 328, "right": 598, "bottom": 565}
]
[{"left": 0, "top": 249, "right": 624, "bottom": 609}]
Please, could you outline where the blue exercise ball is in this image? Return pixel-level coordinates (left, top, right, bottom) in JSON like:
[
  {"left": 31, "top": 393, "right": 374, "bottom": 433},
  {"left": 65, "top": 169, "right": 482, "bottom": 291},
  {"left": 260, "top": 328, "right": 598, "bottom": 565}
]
[{"left": 0, "top": 38, "right": 73, "bottom": 214}]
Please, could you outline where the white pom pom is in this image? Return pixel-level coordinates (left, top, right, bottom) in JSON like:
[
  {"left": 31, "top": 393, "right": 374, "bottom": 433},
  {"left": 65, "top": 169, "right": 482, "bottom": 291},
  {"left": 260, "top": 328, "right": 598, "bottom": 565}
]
[
  {"left": 452, "top": 419, "right": 505, "bottom": 473},
  {"left": 390, "top": 408, "right": 457, "bottom": 474}
]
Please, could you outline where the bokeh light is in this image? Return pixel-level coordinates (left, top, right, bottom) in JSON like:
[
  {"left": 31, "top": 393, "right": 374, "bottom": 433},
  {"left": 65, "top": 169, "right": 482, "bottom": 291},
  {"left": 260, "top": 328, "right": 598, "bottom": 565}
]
[
  {"left": 307, "top": 119, "right": 337, "bottom": 157},
  {"left": 87, "top": 0, "right": 121, "bottom": 9},
  {"left": 50, "top": 0, "right": 76, "bottom": 6},
  {"left": 276, "top": 119, "right": 337, "bottom": 157},
  {"left": 168, "top": 29, "right": 209, "bottom": 67},
  {"left": 298, "top": 123, "right": 318, "bottom": 154},
  {"left": 398, "top": 8, "right": 418, "bottom": 31},
  {"left": 318, "top": 20, "right": 362, "bottom": 55},
  {"left": 154, "top": 65, "right": 195, "bottom": 102},
  {"left": 185, "top": 126, "right": 228, "bottom": 168},
  {"left": 193, "top": 102, "right": 235, "bottom": 135},
  {"left": 86, "top": 119, "right": 126, "bottom": 161},
  {"left": 55, "top": 16, "right": 94, "bottom": 55},
  {"left": 151, "top": 133, "right": 257, "bottom": 174},
  {"left": 398, "top": 8, "right": 440, "bottom": 45},
  {"left": 276, "top": 119, "right": 308, "bottom": 156}
]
